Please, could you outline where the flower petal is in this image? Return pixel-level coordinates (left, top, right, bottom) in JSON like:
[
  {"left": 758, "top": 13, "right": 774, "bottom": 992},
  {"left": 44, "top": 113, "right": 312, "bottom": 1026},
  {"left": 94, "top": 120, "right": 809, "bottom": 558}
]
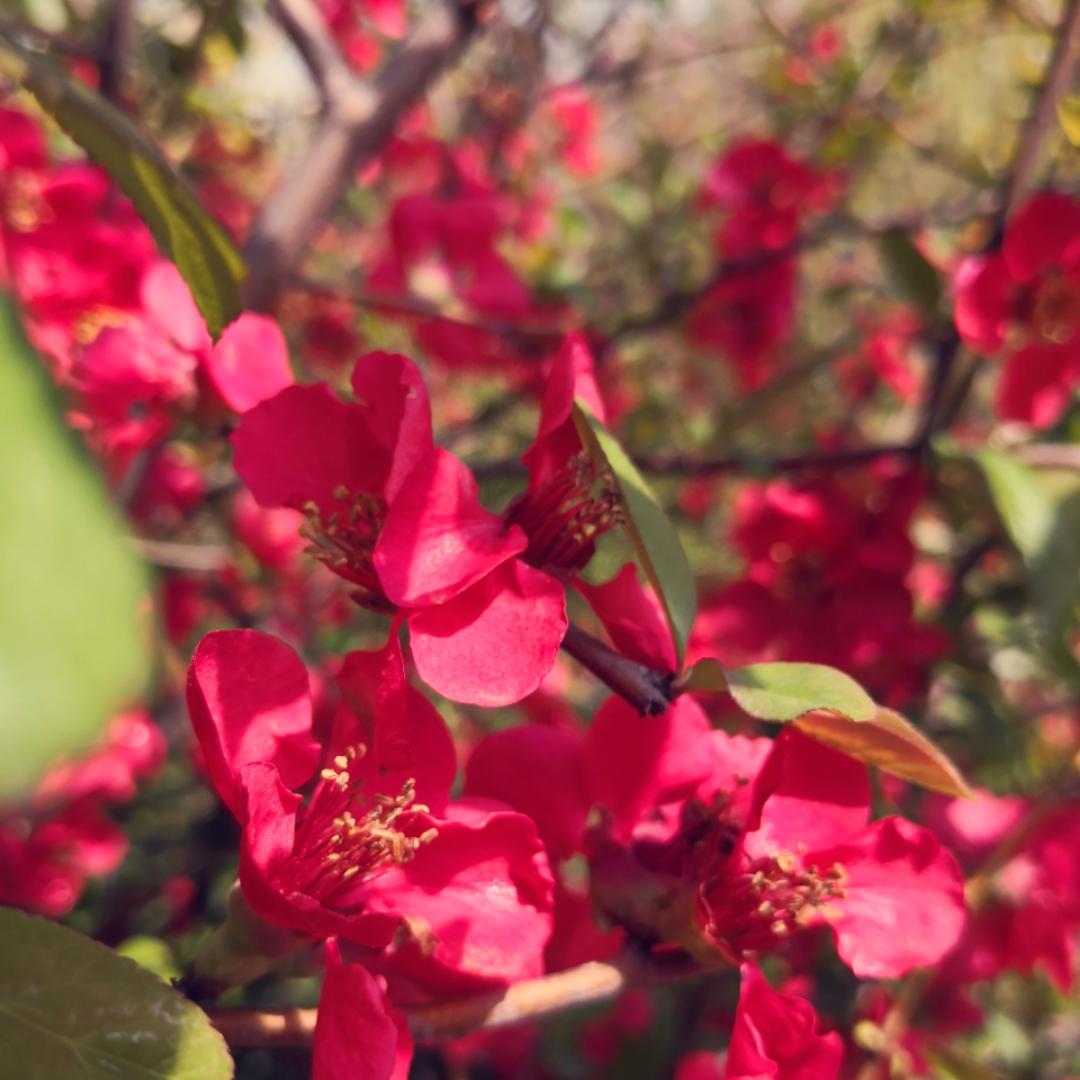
[
  {"left": 743, "top": 729, "right": 870, "bottom": 862},
  {"left": 725, "top": 963, "right": 843, "bottom": 1080},
  {"left": 232, "top": 383, "right": 387, "bottom": 512},
  {"left": 465, "top": 724, "right": 589, "bottom": 859},
  {"left": 206, "top": 313, "right": 294, "bottom": 413},
  {"left": 349, "top": 351, "right": 433, "bottom": 501},
  {"left": 187, "top": 630, "right": 320, "bottom": 817},
  {"left": 313, "top": 941, "right": 412, "bottom": 1080},
  {"left": 811, "top": 815, "right": 966, "bottom": 978},
  {"left": 408, "top": 560, "right": 566, "bottom": 706},
  {"left": 376, "top": 448, "right": 526, "bottom": 607}
]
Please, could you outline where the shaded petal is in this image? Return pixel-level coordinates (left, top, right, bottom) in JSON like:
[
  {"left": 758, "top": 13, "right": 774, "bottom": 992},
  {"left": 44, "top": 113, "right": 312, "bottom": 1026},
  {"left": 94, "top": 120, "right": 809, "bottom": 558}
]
[
  {"left": 313, "top": 941, "right": 412, "bottom": 1080},
  {"left": 336, "top": 634, "right": 456, "bottom": 812},
  {"left": 376, "top": 448, "right": 526, "bottom": 607},
  {"left": 206, "top": 313, "right": 294, "bottom": 413},
  {"left": 465, "top": 724, "right": 589, "bottom": 860},
  {"left": 811, "top": 815, "right": 966, "bottom": 978},
  {"left": 187, "top": 631, "right": 320, "bottom": 817},
  {"left": 232, "top": 384, "right": 386, "bottom": 512},
  {"left": 408, "top": 560, "right": 566, "bottom": 707},
  {"left": 743, "top": 729, "right": 870, "bottom": 862},
  {"left": 725, "top": 963, "right": 842, "bottom": 1080},
  {"left": 574, "top": 562, "right": 677, "bottom": 673},
  {"left": 350, "top": 351, "right": 433, "bottom": 501},
  {"left": 585, "top": 695, "right": 717, "bottom": 838}
]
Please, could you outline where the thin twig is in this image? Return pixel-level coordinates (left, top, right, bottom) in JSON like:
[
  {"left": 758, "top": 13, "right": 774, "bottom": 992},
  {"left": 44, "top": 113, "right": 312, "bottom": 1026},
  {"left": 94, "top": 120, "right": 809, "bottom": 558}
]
[
  {"left": 243, "top": 0, "right": 484, "bottom": 312},
  {"left": 1003, "top": 0, "right": 1080, "bottom": 217},
  {"left": 208, "top": 953, "right": 712, "bottom": 1047},
  {"left": 560, "top": 624, "right": 675, "bottom": 715}
]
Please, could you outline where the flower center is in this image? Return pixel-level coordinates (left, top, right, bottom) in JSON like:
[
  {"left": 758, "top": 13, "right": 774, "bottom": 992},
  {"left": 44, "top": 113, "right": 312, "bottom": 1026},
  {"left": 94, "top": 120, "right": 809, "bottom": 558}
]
[
  {"left": 699, "top": 847, "right": 847, "bottom": 960},
  {"left": 276, "top": 744, "right": 437, "bottom": 904},
  {"left": 505, "top": 451, "right": 622, "bottom": 573},
  {"left": 300, "top": 486, "right": 393, "bottom": 611},
  {"left": 1032, "top": 274, "right": 1080, "bottom": 345}
]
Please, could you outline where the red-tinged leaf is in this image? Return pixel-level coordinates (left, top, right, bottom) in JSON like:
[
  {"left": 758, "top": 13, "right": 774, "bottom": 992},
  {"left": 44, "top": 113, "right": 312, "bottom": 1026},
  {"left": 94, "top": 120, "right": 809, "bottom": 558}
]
[
  {"left": 794, "top": 707, "right": 972, "bottom": 798},
  {"left": 572, "top": 402, "right": 696, "bottom": 665}
]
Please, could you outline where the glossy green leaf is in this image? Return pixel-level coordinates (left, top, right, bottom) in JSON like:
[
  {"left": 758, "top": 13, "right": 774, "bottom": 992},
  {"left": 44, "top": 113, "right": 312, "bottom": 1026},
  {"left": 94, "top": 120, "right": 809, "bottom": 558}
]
[
  {"left": 0, "top": 908, "right": 233, "bottom": 1080},
  {"left": 973, "top": 448, "right": 1080, "bottom": 655},
  {"left": 0, "top": 298, "right": 148, "bottom": 798},
  {"left": 723, "top": 661, "right": 876, "bottom": 722},
  {"left": 0, "top": 37, "right": 246, "bottom": 337},
  {"left": 573, "top": 402, "right": 697, "bottom": 665},
  {"left": 878, "top": 230, "right": 942, "bottom": 319}
]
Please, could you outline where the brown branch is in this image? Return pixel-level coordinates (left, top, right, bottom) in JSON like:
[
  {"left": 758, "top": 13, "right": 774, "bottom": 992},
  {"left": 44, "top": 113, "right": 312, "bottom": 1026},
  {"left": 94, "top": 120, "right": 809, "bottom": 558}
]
[
  {"left": 97, "top": 0, "right": 135, "bottom": 104},
  {"left": 1003, "top": 0, "right": 1080, "bottom": 217},
  {"left": 243, "top": 1, "right": 484, "bottom": 312},
  {"left": 209, "top": 953, "right": 710, "bottom": 1047},
  {"left": 560, "top": 624, "right": 675, "bottom": 715},
  {"left": 268, "top": 0, "right": 356, "bottom": 106}
]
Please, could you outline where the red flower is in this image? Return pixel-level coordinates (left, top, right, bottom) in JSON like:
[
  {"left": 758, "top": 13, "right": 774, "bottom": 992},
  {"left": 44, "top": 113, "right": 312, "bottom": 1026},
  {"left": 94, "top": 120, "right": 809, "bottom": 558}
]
[
  {"left": 187, "top": 629, "right": 554, "bottom": 989},
  {"left": 724, "top": 963, "right": 842, "bottom": 1079},
  {"left": 953, "top": 192, "right": 1080, "bottom": 428},
  {"left": 698, "top": 730, "right": 965, "bottom": 978},
  {"left": 231, "top": 350, "right": 566, "bottom": 705}
]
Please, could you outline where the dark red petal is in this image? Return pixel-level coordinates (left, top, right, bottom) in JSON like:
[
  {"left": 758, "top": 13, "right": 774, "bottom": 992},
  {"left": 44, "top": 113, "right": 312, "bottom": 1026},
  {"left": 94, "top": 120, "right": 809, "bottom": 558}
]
[
  {"left": 336, "top": 634, "right": 456, "bottom": 812},
  {"left": 522, "top": 333, "right": 605, "bottom": 486},
  {"left": 187, "top": 631, "right": 320, "bottom": 817},
  {"left": 408, "top": 561, "right": 566, "bottom": 707},
  {"left": 206, "top": 314, "right": 294, "bottom": 413},
  {"left": 464, "top": 724, "right": 589, "bottom": 859},
  {"left": 724, "top": 963, "right": 843, "bottom": 1080},
  {"left": 953, "top": 253, "right": 1013, "bottom": 353},
  {"left": 349, "top": 351, "right": 433, "bottom": 501},
  {"left": 376, "top": 448, "right": 526, "bottom": 607},
  {"left": 585, "top": 695, "right": 718, "bottom": 838},
  {"left": 231, "top": 384, "right": 386, "bottom": 512},
  {"left": 743, "top": 729, "right": 870, "bottom": 861},
  {"left": 313, "top": 941, "right": 412, "bottom": 1080},
  {"left": 574, "top": 562, "right": 677, "bottom": 673},
  {"left": 1004, "top": 192, "right": 1080, "bottom": 283},
  {"left": 811, "top": 816, "right": 966, "bottom": 978}
]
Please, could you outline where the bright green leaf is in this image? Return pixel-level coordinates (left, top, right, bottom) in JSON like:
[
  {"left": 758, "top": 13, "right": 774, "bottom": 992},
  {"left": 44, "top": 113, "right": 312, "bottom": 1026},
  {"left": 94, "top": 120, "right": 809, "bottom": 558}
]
[
  {"left": 573, "top": 402, "right": 697, "bottom": 665},
  {"left": 878, "top": 230, "right": 942, "bottom": 319},
  {"left": 0, "top": 908, "right": 233, "bottom": 1080},
  {"left": 0, "top": 36, "right": 246, "bottom": 337},
  {"left": 723, "top": 662, "right": 876, "bottom": 722},
  {"left": 0, "top": 298, "right": 148, "bottom": 798}
]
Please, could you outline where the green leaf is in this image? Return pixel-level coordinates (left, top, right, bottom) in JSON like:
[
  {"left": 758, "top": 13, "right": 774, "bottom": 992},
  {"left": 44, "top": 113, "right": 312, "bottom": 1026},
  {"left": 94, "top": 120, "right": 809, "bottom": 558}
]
[
  {"left": 573, "top": 403, "right": 697, "bottom": 665},
  {"left": 0, "top": 908, "right": 233, "bottom": 1080},
  {"left": 0, "top": 298, "right": 148, "bottom": 798},
  {"left": 0, "top": 37, "right": 245, "bottom": 337},
  {"left": 973, "top": 448, "right": 1080, "bottom": 655},
  {"left": 878, "top": 230, "right": 942, "bottom": 319},
  {"left": 681, "top": 660, "right": 969, "bottom": 796},
  {"left": 723, "top": 661, "right": 876, "bottom": 722}
]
